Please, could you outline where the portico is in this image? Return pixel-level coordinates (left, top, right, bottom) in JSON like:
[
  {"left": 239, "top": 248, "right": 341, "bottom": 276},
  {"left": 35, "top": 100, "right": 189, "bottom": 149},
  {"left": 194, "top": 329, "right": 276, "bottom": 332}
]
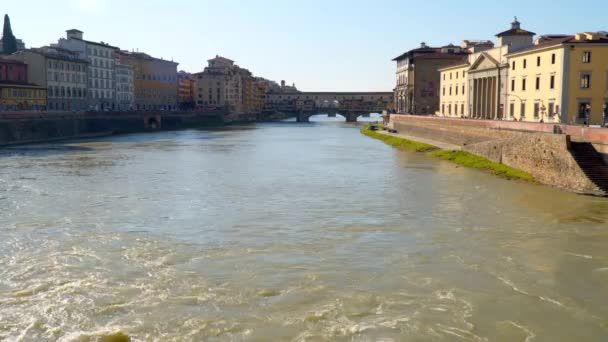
[{"left": 467, "top": 53, "right": 505, "bottom": 119}]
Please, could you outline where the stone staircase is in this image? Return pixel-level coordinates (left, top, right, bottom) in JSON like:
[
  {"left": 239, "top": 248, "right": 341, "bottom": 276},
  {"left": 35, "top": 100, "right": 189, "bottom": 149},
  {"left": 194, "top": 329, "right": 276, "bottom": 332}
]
[{"left": 570, "top": 142, "right": 608, "bottom": 196}]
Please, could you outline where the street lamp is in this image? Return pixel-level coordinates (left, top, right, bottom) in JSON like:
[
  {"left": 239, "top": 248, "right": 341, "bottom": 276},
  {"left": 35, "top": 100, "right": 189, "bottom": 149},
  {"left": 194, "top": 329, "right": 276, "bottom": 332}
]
[
  {"left": 539, "top": 100, "right": 547, "bottom": 123},
  {"left": 506, "top": 93, "right": 523, "bottom": 121}
]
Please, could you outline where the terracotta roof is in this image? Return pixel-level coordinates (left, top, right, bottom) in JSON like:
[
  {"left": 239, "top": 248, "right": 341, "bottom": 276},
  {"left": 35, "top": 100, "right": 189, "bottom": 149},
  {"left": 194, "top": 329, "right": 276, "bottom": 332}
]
[
  {"left": 507, "top": 35, "right": 608, "bottom": 55},
  {"left": 496, "top": 27, "right": 535, "bottom": 37}
]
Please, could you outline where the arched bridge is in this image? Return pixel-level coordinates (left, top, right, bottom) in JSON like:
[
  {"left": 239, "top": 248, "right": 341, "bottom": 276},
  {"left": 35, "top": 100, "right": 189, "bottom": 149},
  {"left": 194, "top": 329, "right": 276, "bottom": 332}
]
[{"left": 266, "top": 92, "right": 393, "bottom": 122}]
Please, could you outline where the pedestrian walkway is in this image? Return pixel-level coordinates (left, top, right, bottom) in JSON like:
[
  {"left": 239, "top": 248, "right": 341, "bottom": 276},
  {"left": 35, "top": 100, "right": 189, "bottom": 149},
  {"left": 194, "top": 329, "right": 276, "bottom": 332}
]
[{"left": 377, "top": 130, "right": 462, "bottom": 151}]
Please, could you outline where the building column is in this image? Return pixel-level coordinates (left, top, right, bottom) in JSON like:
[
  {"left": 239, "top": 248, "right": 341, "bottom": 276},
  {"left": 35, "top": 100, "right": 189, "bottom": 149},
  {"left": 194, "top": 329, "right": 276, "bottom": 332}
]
[
  {"left": 475, "top": 78, "right": 481, "bottom": 118},
  {"left": 480, "top": 78, "right": 486, "bottom": 119}
]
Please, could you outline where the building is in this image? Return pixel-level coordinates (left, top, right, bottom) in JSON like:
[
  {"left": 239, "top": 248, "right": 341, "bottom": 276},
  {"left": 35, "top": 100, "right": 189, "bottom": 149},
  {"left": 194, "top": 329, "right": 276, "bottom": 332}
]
[
  {"left": 506, "top": 32, "right": 608, "bottom": 125},
  {"left": 117, "top": 51, "right": 178, "bottom": 111},
  {"left": 0, "top": 58, "right": 27, "bottom": 82},
  {"left": 55, "top": 29, "right": 118, "bottom": 111},
  {"left": 11, "top": 46, "right": 89, "bottom": 111},
  {"left": 0, "top": 15, "right": 25, "bottom": 55},
  {"left": 194, "top": 56, "right": 243, "bottom": 113},
  {"left": 253, "top": 80, "right": 267, "bottom": 113},
  {"left": 393, "top": 42, "right": 468, "bottom": 114},
  {"left": 177, "top": 71, "right": 194, "bottom": 109},
  {"left": 0, "top": 82, "right": 46, "bottom": 110},
  {"left": 115, "top": 62, "right": 134, "bottom": 111},
  {"left": 438, "top": 19, "right": 536, "bottom": 119}
]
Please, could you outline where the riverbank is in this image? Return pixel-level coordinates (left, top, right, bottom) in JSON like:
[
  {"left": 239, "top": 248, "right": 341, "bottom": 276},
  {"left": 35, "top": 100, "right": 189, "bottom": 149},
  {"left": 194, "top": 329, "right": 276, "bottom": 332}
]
[
  {"left": 362, "top": 124, "right": 535, "bottom": 181},
  {"left": 0, "top": 111, "right": 293, "bottom": 147},
  {"left": 380, "top": 115, "right": 608, "bottom": 196}
]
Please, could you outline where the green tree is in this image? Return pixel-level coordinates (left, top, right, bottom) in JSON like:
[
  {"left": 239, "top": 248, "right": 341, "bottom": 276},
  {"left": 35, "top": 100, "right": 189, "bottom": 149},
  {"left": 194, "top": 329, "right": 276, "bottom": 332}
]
[{"left": 2, "top": 14, "right": 17, "bottom": 54}]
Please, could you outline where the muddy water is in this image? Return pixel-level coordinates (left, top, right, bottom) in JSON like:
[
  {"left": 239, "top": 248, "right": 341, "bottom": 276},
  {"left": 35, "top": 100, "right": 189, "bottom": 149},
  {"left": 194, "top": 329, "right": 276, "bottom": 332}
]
[{"left": 1, "top": 115, "right": 607, "bottom": 341}]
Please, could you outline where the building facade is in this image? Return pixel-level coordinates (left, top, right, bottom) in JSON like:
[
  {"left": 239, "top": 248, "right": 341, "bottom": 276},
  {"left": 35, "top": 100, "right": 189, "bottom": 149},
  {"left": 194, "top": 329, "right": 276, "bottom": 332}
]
[
  {"left": 178, "top": 71, "right": 194, "bottom": 109},
  {"left": 118, "top": 51, "right": 178, "bottom": 111},
  {"left": 507, "top": 32, "right": 608, "bottom": 125},
  {"left": 194, "top": 56, "right": 243, "bottom": 113},
  {"left": 393, "top": 43, "right": 468, "bottom": 114},
  {"left": 0, "top": 58, "right": 27, "bottom": 82},
  {"left": 11, "top": 47, "right": 89, "bottom": 111},
  {"left": 55, "top": 29, "right": 118, "bottom": 111},
  {"left": 115, "top": 62, "right": 134, "bottom": 111},
  {"left": 438, "top": 19, "right": 536, "bottom": 120},
  {"left": 0, "top": 83, "right": 46, "bottom": 110}
]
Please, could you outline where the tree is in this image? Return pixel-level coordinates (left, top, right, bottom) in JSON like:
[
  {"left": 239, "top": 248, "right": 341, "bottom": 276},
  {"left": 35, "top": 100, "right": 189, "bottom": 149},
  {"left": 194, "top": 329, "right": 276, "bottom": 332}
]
[{"left": 2, "top": 14, "right": 17, "bottom": 54}]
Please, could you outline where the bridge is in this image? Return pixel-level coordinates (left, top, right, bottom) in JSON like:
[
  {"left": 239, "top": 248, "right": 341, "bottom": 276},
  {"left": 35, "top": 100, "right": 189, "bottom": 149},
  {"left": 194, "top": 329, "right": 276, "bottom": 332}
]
[{"left": 266, "top": 92, "right": 393, "bottom": 122}]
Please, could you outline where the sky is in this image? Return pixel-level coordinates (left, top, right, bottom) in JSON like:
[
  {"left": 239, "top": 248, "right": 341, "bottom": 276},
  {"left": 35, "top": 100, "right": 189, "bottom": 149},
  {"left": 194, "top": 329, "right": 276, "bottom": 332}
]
[{"left": 3, "top": 0, "right": 608, "bottom": 91}]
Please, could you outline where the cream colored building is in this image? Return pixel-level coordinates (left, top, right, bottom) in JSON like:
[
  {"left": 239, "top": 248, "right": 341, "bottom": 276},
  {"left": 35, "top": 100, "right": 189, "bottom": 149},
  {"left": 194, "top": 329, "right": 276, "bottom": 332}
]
[
  {"left": 506, "top": 32, "right": 608, "bottom": 125},
  {"left": 194, "top": 56, "right": 243, "bottom": 114},
  {"left": 439, "top": 19, "right": 536, "bottom": 119},
  {"left": 438, "top": 63, "right": 469, "bottom": 117}
]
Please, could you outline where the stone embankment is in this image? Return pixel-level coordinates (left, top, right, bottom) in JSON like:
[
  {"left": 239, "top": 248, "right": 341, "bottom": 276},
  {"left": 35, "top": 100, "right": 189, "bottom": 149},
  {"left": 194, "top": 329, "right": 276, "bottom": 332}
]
[
  {"left": 387, "top": 114, "right": 608, "bottom": 196},
  {"left": 0, "top": 111, "right": 291, "bottom": 146}
]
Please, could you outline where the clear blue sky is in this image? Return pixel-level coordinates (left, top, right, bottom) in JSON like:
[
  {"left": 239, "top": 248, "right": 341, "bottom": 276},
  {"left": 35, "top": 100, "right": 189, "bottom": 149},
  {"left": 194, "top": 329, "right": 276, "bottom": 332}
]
[{"left": 4, "top": 0, "right": 607, "bottom": 91}]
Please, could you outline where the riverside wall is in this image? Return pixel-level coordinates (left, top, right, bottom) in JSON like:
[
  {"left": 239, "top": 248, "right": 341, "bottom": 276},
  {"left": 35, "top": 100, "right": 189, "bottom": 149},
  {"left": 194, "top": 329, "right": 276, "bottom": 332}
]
[
  {"left": 388, "top": 114, "right": 606, "bottom": 195},
  {"left": 0, "top": 111, "right": 225, "bottom": 146}
]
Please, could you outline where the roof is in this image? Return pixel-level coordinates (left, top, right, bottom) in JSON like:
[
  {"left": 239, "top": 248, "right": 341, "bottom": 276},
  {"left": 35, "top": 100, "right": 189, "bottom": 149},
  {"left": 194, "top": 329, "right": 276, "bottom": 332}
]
[
  {"left": 438, "top": 62, "right": 470, "bottom": 72},
  {"left": 496, "top": 27, "right": 536, "bottom": 37},
  {"left": 118, "top": 51, "right": 179, "bottom": 65},
  {"left": 28, "top": 48, "right": 89, "bottom": 64},
  {"left": 392, "top": 47, "right": 440, "bottom": 61},
  {"left": 506, "top": 34, "right": 608, "bottom": 56},
  {"left": 68, "top": 37, "right": 119, "bottom": 49},
  {"left": 0, "top": 80, "right": 46, "bottom": 88}
]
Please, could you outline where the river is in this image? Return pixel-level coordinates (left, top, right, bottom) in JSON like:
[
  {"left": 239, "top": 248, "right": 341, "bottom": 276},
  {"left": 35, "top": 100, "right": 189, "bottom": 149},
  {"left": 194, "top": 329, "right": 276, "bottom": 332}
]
[{"left": 1, "top": 115, "right": 607, "bottom": 341}]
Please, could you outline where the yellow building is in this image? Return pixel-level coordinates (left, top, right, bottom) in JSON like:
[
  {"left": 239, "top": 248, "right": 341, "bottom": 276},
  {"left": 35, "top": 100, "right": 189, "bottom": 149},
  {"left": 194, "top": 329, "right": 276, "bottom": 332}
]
[
  {"left": 438, "top": 63, "right": 469, "bottom": 117},
  {"left": 0, "top": 83, "right": 47, "bottom": 110},
  {"left": 507, "top": 32, "right": 608, "bottom": 125},
  {"left": 118, "top": 51, "right": 178, "bottom": 111}
]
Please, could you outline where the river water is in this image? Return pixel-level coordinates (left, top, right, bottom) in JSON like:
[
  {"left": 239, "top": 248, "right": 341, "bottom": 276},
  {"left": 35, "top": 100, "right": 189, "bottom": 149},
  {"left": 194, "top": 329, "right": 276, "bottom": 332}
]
[{"left": 1, "top": 115, "right": 607, "bottom": 341}]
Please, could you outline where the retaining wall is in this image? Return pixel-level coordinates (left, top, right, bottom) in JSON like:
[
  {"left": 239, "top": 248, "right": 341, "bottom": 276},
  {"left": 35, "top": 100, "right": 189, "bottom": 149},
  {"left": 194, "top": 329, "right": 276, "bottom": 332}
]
[{"left": 388, "top": 114, "right": 603, "bottom": 195}]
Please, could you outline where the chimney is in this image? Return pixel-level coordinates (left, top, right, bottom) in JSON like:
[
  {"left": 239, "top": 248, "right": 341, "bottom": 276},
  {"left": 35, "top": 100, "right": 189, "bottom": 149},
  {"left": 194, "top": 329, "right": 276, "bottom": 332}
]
[
  {"left": 420, "top": 42, "right": 428, "bottom": 48},
  {"left": 281, "top": 80, "right": 286, "bottom": 88}
]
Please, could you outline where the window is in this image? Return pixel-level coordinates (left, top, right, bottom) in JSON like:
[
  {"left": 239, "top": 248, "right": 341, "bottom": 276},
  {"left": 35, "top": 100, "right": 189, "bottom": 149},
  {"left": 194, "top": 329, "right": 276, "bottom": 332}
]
[
  {"left": 522, "top": 79, "right": 526, "bottom": 91},
  {"left": 454, "top": 104, "right": 458, "bottom": 115},
  {"left": 551, "top": 53, "right": 556, "bottom": 64},
  {"left": 455, "top": 86, "right": 458, "bottom": 95},
  {"left": 535, "top": 76, "right": 540, "bottom": 90},
  {"left": 578, "top": 102, "right": 590, "bottom": 118},
  {"left": 537, "top": 56, "right": 541, "bottom": 67},
  {"left": 521, "top": 103, "right": 526, "bottom": 118},
  {"left": 511, "top": 79, "right": 515, "bottom": 92},
  {"left": 461, "top": 104, "right": 464, "bottom": 115},
  {"left": 442, "top": 87, "right": 445, "bottom": 96},
  {"left": 550, "top": 75, "right": 555, "bottom": 89},
  {"left": 534, "top": 102, "right": 540, "bottom": 118},
  {"left": 462, "top": 85, "right": 465, "bottom": 94},
  {"left": 523, "top": 59, "right": 527, "bottom": 69},
  {"left": 583, "top": 51, "right": 591, "bottom": 63},
  {"left": 512, "top": 61, "right": 515, "bottom": 70},
  {"left": 510, "top": 103, "right": 515, "bottom": 118},
  {"left": 449, "top": 87, "right": 452, "bottom": 95},
  {"left": 581, "top": 73, "right": 591, "bottom": 89},
  {"left": 548, "top": 102, "right": 555, "bottom": 117}
]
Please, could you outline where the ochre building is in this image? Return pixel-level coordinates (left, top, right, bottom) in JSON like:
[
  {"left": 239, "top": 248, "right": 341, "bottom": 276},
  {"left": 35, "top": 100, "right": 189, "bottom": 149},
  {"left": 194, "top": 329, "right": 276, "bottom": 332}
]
[{"left": 118, "top": 51, "right": 178, "bottom": 111}]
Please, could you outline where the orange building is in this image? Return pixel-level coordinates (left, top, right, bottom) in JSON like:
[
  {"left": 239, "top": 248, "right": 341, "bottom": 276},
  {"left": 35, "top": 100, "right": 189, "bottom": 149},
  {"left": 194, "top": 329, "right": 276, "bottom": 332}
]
[
  {"left": 177, "top": 71, "right": 194, "bottom": 109},
  {"left": 117, "top": 51, "right": 178, "bottom": 111}
]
